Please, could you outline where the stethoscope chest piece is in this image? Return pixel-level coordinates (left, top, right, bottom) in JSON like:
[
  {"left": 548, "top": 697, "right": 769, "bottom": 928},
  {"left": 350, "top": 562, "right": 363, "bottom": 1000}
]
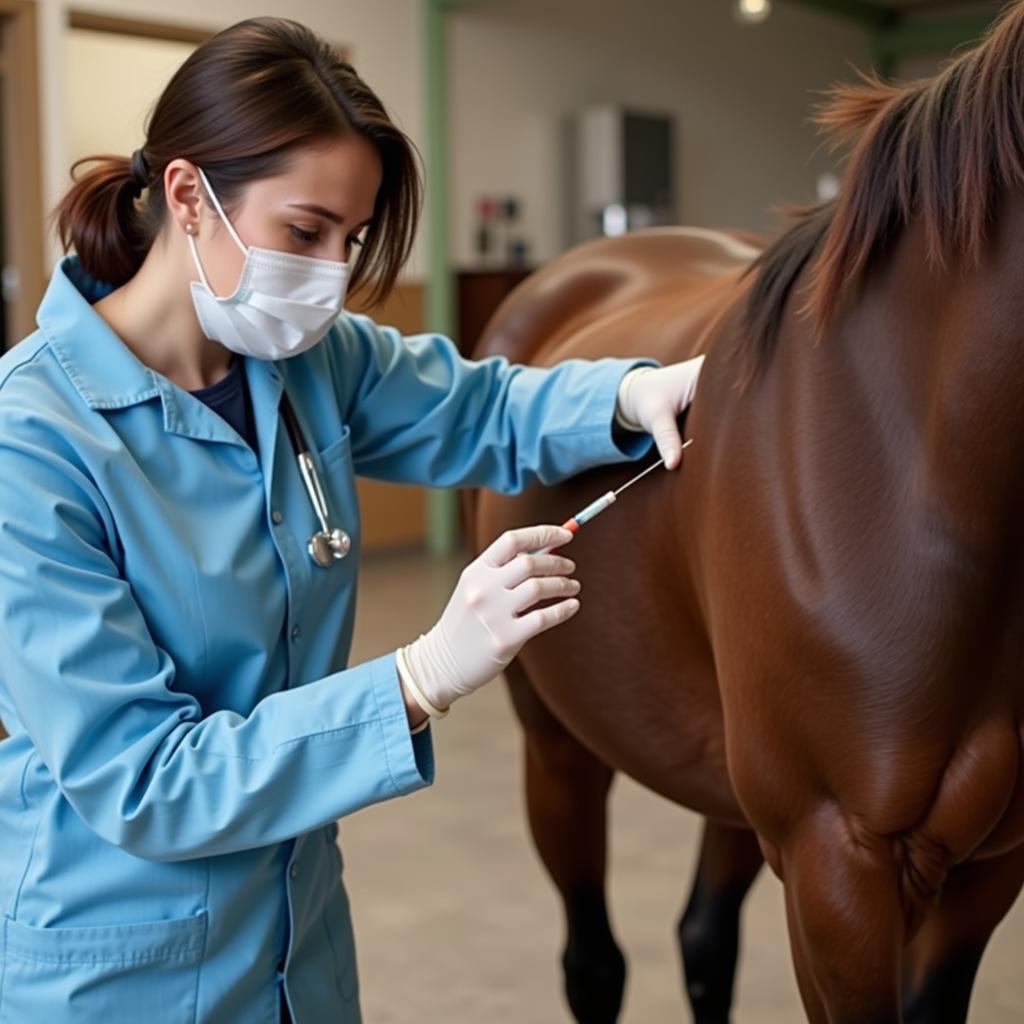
[{"left": 309, "top": 528, "right": 351, "bottom": 567}]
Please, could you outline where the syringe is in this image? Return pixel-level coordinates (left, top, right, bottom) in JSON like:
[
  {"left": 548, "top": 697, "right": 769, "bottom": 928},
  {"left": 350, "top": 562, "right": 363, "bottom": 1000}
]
[
  {"left": 561, "top": 438, "right": 692, "bottom": 533},
  {"left": 535, "top": 438, "right": 693, "bottom": 551}
]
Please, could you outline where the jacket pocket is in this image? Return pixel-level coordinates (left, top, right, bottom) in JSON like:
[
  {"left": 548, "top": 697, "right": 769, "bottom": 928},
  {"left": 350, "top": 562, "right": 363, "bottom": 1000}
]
[
  {"left": 1, "top": 911, "right": 206, "bottom": 1023},
  {"left": 315, "top": 426, "right": 361, "bottom": 557}
]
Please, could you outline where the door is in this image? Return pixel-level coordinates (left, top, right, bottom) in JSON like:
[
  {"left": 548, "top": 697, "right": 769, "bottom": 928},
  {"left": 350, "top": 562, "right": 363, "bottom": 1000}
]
[{"left": 0, "top": 0, "right": 44, "bottom": 355}]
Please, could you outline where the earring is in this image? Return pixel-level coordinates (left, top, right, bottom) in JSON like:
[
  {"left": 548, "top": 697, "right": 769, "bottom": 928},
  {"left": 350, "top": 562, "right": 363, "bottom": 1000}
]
[{"left": 186, "top": 224, "right": 196, "bottom": 235}]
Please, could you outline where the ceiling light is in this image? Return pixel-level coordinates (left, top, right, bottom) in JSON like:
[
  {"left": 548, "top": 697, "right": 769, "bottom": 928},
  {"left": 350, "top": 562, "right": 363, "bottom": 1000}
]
[{"left": 736, "top": 0, "right": 771, "bottom": 24}]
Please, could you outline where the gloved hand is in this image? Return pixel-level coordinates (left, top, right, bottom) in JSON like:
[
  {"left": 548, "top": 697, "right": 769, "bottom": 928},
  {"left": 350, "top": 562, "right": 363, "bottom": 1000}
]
[
  {"left": 396, "top": 524, "right": 579, "bottom": 719},
  {"left": 615, "top": 355, "right": 706, "bottom": 468}
]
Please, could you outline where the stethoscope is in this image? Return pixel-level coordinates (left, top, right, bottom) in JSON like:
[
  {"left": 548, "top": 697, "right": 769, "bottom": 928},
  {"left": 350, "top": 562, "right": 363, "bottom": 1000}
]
[{"left": 279, "top": 390, "right": 351, "bottom": 568}]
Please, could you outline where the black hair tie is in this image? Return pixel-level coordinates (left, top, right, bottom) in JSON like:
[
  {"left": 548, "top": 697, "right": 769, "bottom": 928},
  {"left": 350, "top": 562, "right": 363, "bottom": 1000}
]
[{"left": 128, "top": 148, "right": 150, "bottom": 198}]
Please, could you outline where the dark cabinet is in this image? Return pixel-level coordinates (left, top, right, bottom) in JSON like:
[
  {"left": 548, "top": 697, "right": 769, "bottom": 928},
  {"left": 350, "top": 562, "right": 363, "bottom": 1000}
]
[{"left": 456, "top": 268, "right": 535, "bottom": 357}]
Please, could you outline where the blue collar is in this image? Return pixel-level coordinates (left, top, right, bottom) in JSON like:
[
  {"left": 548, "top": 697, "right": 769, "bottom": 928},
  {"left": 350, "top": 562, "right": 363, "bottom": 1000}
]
[
  {"left": 37, "top": 255, "right": 164, "bottom": 411},
  {"left": 35, "top": 255, "right": 283, "bottom": 448}
]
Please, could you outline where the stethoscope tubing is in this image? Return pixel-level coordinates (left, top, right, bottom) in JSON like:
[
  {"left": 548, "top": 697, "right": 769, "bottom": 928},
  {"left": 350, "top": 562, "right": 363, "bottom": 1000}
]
[{"left": 279, "top": 389, "right": 351, "bottom": 566}]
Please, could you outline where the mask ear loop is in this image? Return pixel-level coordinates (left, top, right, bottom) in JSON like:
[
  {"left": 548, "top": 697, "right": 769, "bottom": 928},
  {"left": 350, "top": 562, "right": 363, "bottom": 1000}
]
[
  {"left": 195, "top": 167, "right": 248, "bottom": 254},
  {"left": 187, "top": 166, "right": 249, "bottom": 298}
]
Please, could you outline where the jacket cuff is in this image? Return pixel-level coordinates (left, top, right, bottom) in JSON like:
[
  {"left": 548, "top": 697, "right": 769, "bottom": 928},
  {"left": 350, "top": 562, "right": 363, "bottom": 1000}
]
[
  {"left": 370, "top": 653, "right": 435, "bottom": 790},
  {"left": 589, "top": 357, "right": 660, "bottom": 461}
]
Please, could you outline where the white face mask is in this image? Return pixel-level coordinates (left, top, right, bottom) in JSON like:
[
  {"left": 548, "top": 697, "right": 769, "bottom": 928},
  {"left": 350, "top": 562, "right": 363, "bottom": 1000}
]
[{"left": 187, "top": 167, "right": 350, "bottom": 360}]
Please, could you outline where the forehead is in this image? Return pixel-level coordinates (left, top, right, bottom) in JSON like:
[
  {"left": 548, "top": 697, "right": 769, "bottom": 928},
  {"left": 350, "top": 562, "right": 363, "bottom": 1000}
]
[{"left": 244, "top": 137, "right": 382, "bottom": 215}]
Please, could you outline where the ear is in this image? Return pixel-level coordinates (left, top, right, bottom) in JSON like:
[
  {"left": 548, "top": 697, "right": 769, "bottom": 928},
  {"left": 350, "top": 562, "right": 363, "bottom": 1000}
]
[{"left": 164, "top": 159, "right": 205, "bottom": 236}]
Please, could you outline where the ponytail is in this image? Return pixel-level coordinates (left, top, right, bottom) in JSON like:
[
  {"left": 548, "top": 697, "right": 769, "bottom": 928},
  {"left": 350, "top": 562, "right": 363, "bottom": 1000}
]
[{"left": 53, "top": 154, "right": 153, "bottom": 287}]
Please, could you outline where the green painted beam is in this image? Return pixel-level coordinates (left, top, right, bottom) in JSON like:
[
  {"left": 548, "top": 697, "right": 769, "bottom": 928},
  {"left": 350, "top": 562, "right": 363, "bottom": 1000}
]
[
  {"left": 423, "top": 1, "right": 454, "bottom": 338},
  {"left": 872, "top": 42, "right": 896, "bottom": 80},
  {"left": 783, "top": 1, "right": 995, "bottom": 74},
  {"left": 873, "top": 14, "right": 993, "bottom": 60},
  {"left": 783, "top": 0, "right": 891, "bottom": 28},
  {"left": 423, "top": 0, "right": 460, "bottom": 555}
]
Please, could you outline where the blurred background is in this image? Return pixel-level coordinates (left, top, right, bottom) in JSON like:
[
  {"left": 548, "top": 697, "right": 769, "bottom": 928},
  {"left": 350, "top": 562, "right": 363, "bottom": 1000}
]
[
  {"left": 0, "top": 1, "right": 1004, "bottom": 557},
  {"left": 2, "top": 3, "right": 1020, "bottom": 1022}
]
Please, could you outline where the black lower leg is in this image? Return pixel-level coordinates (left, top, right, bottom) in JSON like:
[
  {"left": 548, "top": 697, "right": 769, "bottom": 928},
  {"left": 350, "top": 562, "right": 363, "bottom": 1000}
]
[
  {"left": 902, "top": 948, "right": 983, "bottom": 1024},
  {"left": 677, "top": 875, "right": 746, "bottom": 1024},
  {"left": 562, "top": 884, "right": 627, "bottom": 1024}
]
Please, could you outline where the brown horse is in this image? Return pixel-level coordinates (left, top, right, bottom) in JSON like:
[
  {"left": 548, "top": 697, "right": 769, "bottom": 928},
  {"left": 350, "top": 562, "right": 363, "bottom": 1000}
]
[{"left": 468, "top": 7, "right": 1024, "bottom": 1023}]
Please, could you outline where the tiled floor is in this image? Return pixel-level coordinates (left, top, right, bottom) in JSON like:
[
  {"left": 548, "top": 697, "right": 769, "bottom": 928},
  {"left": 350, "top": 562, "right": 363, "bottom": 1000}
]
[{"left": 342, "top": 549, "right": 1024, "bottom": 1023}]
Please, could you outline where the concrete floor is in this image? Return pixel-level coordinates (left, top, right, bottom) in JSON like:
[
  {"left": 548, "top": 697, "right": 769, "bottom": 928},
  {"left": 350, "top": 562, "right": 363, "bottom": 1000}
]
[{"left": 342, "top": 550, "right": 1024, "bottom": 1024}]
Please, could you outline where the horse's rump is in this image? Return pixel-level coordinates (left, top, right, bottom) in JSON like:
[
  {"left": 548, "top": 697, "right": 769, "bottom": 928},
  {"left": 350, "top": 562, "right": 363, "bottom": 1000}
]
[{"left": 472, "top": 227, "right": 760, "bottom": 824}]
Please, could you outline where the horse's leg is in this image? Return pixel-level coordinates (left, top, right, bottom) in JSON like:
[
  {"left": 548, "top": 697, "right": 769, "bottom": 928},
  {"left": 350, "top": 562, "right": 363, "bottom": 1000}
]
[
  {"left": 901, "top": 843, "right": 1024, "bottom": 1024},
  {"left": 677, "top": 821, "right": 764, "bottom": 1024},
  {"left": 782, "top": 882, "right": 829, "bottom": 1024},
  {"left": 774, "top": 804, "right": 908, "bottom": 1024},
  {"left": 504, "top": 657, "right": 626, "bottom": 1024}
]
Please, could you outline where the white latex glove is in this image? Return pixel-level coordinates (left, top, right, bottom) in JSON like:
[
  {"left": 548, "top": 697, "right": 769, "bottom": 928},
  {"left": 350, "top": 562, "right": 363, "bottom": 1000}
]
[
  {"left": 396, "top": 524, "right": 580, "bottom": 718},
  {"left": 615, "top": 355, "right": 706, "bottom": 468}
]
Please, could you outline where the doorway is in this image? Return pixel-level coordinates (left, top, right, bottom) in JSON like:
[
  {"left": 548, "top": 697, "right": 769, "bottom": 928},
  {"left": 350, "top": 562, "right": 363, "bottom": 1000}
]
[{"left": 0, "top": 0, "right": 44, "bottom": 354}]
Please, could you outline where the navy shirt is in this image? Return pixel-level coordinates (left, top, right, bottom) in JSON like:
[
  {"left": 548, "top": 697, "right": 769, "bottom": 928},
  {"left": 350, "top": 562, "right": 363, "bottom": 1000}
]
[{"left": 188, "top": 353, "right": 260, "bottom": 458}]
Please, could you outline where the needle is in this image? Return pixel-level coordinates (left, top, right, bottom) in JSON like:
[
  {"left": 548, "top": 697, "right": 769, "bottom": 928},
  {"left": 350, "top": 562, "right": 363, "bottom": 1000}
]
[{"left": 612, "top": 440, "right": 693, "bottom": 497}]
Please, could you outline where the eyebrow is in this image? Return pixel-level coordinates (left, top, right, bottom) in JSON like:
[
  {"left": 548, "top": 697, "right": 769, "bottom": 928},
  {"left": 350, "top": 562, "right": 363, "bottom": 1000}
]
[{"left": 286, "top": 202, "right": 373, "bottom": 229}]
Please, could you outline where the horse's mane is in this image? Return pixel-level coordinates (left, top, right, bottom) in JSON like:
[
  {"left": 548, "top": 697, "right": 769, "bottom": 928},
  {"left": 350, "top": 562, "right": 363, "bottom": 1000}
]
[{"left": 741, "top": 1, "right": 1024, "bottom": 367}]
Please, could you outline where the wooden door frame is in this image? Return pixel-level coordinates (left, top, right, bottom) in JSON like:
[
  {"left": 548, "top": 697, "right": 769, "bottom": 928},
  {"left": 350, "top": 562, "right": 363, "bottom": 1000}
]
[
  {"left": 67, "top": 10, "right": 215, "bottom": 46},
  {"left": 67, "top": 10, "right": 350, "bottom": 59},
  {"left": 0, "top": 0, "right": 44, "bottom": 352}
]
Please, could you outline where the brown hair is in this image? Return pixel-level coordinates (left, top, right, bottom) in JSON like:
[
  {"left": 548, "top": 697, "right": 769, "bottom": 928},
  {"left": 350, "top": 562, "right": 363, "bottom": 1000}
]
[
  {"left": 741, "top": 3, "right": 1023, "bottom": 367},
  {"left": 53, "top": 16, "right": 422, "bottom": 307}
]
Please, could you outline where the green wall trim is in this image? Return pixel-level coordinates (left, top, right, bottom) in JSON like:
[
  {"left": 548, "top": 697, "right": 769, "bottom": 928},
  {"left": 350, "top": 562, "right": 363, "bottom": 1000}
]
[
  {"left": 423, "top": 0, "right": 454, "bottom": 337},
  {"left": 423, "top": 0, "right": 460, "bottom": 555}
]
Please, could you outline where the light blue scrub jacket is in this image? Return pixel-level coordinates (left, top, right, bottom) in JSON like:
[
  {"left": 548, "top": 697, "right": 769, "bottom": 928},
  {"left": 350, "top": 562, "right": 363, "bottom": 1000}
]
[{"left": 0, "top": 255, "right": 654, "bottom": 1023}]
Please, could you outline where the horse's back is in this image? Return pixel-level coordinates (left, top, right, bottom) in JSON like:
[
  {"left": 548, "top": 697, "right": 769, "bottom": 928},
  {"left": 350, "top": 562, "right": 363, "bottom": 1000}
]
[{"left": 476, "top": 227, "right": 762, "bottom": 369}]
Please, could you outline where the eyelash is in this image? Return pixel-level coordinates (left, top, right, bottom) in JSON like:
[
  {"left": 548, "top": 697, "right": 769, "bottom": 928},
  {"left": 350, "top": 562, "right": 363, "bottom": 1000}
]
[{"left": 290, "top": 225, "right": 367, "bottom": 249}]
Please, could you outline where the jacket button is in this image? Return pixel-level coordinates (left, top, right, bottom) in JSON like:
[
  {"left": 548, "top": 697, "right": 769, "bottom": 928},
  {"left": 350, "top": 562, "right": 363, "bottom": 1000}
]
[
  {"left": 276, "top": 958, "right": 285, "bottom": 974},
  {"left": 289, "top": 862, "right": 299, "bottom": 879},
  {"left": 272, "top": 509, "right": 283, "bottom": 524},
  {"left": 290, "top": 625, "right": 301, "bottom": 642}
]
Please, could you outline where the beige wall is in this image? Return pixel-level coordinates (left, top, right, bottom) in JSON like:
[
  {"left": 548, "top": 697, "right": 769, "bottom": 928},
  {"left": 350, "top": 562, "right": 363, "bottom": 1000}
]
[
  {"left": 39, "top": 0, "right": 424, "bottom": 272},
  {"left": 43, "top": 1, "right": 873, "bottom": 276},
  {"left": 448, "top": 0, "right": 872, "bottom": 264},
  {"left": 66, "top": 29, "right": 195, "bottom": 165}
]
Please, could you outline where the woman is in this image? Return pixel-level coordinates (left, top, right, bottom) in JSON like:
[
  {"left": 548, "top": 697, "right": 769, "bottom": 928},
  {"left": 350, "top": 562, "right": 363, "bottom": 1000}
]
[{"left": 0, "top": 16, "right": 703, "bottom": 1023}]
